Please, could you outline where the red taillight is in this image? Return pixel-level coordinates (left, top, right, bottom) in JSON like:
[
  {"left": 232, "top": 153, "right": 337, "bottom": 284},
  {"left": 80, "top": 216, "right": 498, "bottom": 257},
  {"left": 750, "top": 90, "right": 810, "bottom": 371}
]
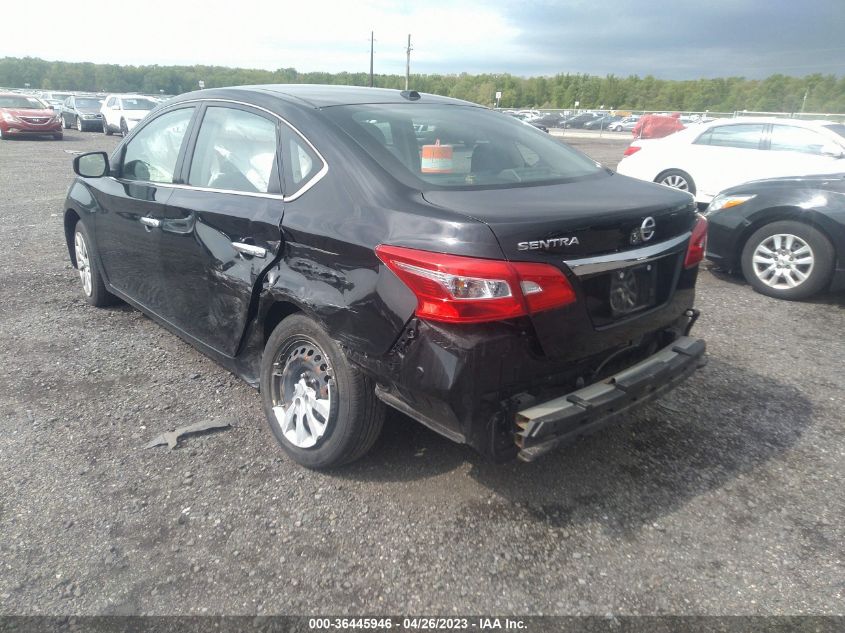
[
  {"left": 623, "top": 145, "right": 641, "bottom": 157},
  {"left": 375, "top": 245, "right": 576, "bottom": 324},
  {"left": 684, "top": 214, "right": 708, "bottom": 268}
]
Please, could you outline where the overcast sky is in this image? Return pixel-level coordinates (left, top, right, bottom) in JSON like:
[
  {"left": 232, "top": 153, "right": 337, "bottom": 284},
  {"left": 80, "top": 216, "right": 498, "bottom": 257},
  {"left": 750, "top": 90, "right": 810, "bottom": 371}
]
[{"left": 3, "top": 0, "right": 844, "bottom": 79}]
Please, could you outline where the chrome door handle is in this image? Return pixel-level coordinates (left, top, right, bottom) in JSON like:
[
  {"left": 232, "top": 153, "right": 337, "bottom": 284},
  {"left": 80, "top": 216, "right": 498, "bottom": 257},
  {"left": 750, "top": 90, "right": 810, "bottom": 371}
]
[
  {"left": 140, "top": 217, "right": 161, "bottom": 228},
  {"left": 232, "top": 242, "right": 267, "bottom": 258}
]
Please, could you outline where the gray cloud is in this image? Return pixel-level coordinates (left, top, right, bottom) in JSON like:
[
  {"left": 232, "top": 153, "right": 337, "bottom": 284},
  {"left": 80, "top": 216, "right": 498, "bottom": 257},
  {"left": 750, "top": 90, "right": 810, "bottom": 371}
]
[{"left": 417, "top": 0, "right": 845, "bottom": 78}]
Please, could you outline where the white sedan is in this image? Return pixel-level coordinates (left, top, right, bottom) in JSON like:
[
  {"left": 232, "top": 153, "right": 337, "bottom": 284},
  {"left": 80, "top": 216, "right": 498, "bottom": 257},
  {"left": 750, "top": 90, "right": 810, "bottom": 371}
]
[{"left": 616, "top": 117, "right": 845, "bottom": 204}]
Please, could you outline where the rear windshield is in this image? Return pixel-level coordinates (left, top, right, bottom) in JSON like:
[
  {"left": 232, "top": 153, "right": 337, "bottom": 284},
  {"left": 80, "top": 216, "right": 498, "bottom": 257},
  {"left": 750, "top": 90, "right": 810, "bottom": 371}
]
[
  {"left": 324, "top": 104, "right": 603, "bottom": 190},
  {"left": 0, "top": 95, "right": 47, "bottom": 109},
  {"left": 122, "top": 98, "right": 157, "bottom": 110}
]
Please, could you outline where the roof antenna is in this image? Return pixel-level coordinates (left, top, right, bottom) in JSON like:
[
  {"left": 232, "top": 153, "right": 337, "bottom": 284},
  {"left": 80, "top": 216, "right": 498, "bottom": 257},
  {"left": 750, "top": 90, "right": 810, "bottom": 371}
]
[{"left": 400, "top": 90, "right": 421, "bottom": 101}]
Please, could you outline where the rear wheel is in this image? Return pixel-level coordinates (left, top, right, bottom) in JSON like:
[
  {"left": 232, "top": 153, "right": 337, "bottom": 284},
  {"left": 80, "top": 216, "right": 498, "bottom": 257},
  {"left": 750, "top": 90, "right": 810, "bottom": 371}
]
[
  {"left": 72, "top": 222, "right": 115, "bottom": 307},
  {"left": 260, "top": 315, "right": 384, "bottom": 469},
  {"left": 740, "top": 221, "right": 834, "bottom": 301},
  {"left": 656, "top": 169, "right": 696, "bottom": 195}
]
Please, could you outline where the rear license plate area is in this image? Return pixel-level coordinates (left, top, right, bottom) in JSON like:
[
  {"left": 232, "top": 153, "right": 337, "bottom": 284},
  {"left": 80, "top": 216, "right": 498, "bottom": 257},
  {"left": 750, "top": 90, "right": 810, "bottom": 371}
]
[
  {"left": 580, "top": 254, "right": 680, "bottom": 326},
  {"left": 609, "top": 264, "right": 656, "bottom": 317}
]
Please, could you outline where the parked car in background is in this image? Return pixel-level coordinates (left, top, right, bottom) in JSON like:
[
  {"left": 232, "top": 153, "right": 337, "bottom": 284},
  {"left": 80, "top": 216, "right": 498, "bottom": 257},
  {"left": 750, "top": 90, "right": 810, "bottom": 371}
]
[
  {"left": 583, "top": 115, "right": 622, "bottom": 130},
  {"left": 563, "top": 112, "right": 601, "bottom": 128},
  {"left": 617, "top": 118, "right": 845, "bottom": 204},
  {"left": 705, "top": 173, "right": 845, "bottom": 300},
  {"left": 609, "top": 116, "right": 641, "bottom": 132},
  {"left": 61, "top": 95, "right": 105, "bottom": 131},
  {"left": 0, "top": 93, "right": 63, "bottom": 140},
  {"left": 100, "top": 94, "right": 158, "bottom": 136},
  {"left": 64, "top": 85, "right": 706, "bottom": 468},
  {"left": 530, "top": 113, "right": 567, "bottom": 128}
]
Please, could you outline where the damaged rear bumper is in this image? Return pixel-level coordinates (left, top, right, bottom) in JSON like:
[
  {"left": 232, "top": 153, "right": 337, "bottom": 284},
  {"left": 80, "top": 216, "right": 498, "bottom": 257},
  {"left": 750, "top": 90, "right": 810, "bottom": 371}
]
[{"left": 515, "top": 336, "right": 706, "bottom": 461}]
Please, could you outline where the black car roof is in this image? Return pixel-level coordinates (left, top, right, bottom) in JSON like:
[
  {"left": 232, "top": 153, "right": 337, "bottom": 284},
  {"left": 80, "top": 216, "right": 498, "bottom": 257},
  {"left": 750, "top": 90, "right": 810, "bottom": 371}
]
[{"left": 170, "top": 84, "right": 481, "bottom": 109}]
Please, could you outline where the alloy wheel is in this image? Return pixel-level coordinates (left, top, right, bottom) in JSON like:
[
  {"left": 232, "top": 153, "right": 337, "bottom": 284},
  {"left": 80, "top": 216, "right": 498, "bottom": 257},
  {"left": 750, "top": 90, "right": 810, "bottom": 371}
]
[
  {"left": 76, "top": 116, "right": 83, "bottom": 132},
  {"left": 74, "top": 230, "right": 93, "bottom": 296},
  {"left": 270, "top": 336, "right": 334, "bottom": 449},
  {"left": 751, "top": 233, "right": 814, "bottom": 290},
  {"left": 660, "top": 174, "right": 689, "bottom": 191}
]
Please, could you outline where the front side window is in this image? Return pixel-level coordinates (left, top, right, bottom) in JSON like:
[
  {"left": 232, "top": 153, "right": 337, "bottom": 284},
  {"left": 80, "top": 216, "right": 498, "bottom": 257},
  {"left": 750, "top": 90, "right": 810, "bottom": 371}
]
[
  {"left": 188, "top": 107, "right": 279, "bottom": 193},
  {"left": 122, "top": 107, "right": 194, "bottom": 183},
  {"left": 770, "top": 125, "right": 829, "bottom": 155},
  {"left": 324, "top": 104, "right": 602, "bottom": 189},
  {"left": 695, "top": 124, "right": 765, "bottom": 150}
]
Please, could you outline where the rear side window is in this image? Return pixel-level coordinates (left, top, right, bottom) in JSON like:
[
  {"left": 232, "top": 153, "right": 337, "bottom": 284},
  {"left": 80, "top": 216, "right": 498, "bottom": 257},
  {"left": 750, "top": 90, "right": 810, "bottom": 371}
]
[
  {"left": 188, "top": 107, "right": 279, "bottom": 194},
  {"left": 122, "top": 107, "right": 194, "bottom": 183},
  {"left": 770, "top": 125, "right": 829, "bottom": 155},
  {"left": 324, "top": 104, "right": 602, "bottom": 190},
  {"left": 695, "top": 124, "right": 765, "bottom": 150}
]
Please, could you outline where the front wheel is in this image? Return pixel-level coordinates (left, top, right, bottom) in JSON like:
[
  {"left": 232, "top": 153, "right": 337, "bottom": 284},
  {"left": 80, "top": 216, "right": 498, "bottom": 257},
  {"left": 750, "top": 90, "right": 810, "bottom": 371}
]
[
  {"left": 76, "top": 116, "right": 84, "bottom": 132},
  {"left": 103, "top": 119, "right": 112, "bottom": 135},
  {"left": 120, "top": 119, "right": 129, "bottom": 137},
  {"left": 740, "top": 221, "right": 834, "bottom": 301},
  {"left": 656, "top": 169, "right": 696, "bottom": 195},
  {"left": 260, "top": 315, "right": 384, "bottom": 469}
]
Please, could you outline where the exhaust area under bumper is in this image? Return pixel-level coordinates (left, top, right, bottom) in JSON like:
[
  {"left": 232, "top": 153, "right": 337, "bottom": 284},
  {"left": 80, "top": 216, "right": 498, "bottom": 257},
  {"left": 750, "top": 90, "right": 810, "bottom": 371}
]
[{"left": 515, "top": 336, "right": 707, "bottom": 462}]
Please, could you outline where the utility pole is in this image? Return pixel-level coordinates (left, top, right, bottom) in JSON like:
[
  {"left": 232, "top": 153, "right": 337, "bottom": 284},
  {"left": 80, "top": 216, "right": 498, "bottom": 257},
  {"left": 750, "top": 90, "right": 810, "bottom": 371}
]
[
  {"left": 801, "top": 88, "right": 808, "bottom": 113},
  {"left": 369, "top": 31, "right": 374, "bottom": 88},
  {"left": 405, "top": 34, "right": 412, "bottom": 91}
]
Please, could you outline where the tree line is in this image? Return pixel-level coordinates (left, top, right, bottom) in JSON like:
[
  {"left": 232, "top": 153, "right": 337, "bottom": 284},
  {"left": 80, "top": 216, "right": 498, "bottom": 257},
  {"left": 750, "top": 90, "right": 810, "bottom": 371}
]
[{"left": 1, "top": 56, "right": 843, "bottom": 114}]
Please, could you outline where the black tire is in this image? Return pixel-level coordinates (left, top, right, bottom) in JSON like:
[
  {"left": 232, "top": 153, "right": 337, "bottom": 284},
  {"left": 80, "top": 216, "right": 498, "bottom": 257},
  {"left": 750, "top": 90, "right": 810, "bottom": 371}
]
[
  {"left": 655, "top": 169, "right": 696, "bottom": 196},
  {"left": 76, "top": 116, "right": 84, "bottom": 132},
  {"left": 120, "top": 119, "right": 129, "bottom": 137},
  {"left": 260, "top": 314, "right": 384, "bottom": 469},
  {"left": 103, "top": 119, "right": 112, "bottom": 135},
  {"left": 72, "top": 221, "right": 115, "bottom": 307},
  {"left": 63, "top": 115, "right": 72, "bottom": 130},
  {"left": 740, "top": 220, "right": 834, "bottom": 301}
]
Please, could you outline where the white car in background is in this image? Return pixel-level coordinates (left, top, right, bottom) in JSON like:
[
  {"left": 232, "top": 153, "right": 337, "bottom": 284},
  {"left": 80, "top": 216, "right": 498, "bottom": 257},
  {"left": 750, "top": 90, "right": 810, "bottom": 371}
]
[
  {"left": 616, "top": 118, "right": 845, "bottom": 204},
  {"left": 100, "top": 94, "right": 158, "bottom": 136}
]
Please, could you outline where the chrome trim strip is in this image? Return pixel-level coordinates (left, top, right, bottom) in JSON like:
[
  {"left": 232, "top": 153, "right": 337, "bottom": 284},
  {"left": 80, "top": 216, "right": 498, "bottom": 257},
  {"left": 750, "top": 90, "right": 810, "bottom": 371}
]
[
  {"left": 231, "top": 242, "right": 267, "bottom": 258},
  {"left": 110, "top": 177, "right": 284, "bottom": 200},
  {"left": 564, "top": 232, "right": 691, "bottom": 276},
  {"left": 158, "top": 97, "right": 329, "bottom": 202}
]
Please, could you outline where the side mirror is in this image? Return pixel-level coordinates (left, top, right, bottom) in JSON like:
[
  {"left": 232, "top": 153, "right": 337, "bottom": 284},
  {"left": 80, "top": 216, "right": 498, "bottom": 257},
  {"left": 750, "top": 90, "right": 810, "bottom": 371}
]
[
  {"left": 820, "top": 143, "right": 845, "bottom": 159},
  {"left": 74, "top": 152, "right": 110, "bottom": 178}
]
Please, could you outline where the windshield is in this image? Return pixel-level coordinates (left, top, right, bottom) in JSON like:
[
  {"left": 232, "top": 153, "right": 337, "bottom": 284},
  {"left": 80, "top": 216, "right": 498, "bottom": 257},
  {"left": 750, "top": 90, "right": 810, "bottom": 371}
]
[
  {"left": 76, "top": 98, "right": 103, "bottom": 109},
  {"left": 122, "top": 98, "right": 157, "bottom": 110},
  {"left": 0, "top": 95, "right": 48, "bottom": 109},
  {"left": 324, "top": 104, "right": 602, "bottom": 190},
  {"left": 824, "top": 123, "right": 845, "bottom": 140}
]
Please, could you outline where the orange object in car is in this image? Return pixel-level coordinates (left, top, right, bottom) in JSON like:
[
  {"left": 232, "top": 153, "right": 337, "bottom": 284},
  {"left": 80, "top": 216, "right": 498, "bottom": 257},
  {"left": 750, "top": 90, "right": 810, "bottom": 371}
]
[{"left": 421, "top": 140, "right": 454, "bottom": 173}]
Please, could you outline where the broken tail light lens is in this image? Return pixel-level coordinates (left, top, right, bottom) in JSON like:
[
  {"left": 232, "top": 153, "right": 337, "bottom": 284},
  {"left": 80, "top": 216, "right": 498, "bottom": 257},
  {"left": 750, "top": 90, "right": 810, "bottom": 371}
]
[
  {"left": 684, "top": 214, "right": 708, "bottom": 269},
  {"left": 375, "top": 244, "right": 576, "bottom": 324}
]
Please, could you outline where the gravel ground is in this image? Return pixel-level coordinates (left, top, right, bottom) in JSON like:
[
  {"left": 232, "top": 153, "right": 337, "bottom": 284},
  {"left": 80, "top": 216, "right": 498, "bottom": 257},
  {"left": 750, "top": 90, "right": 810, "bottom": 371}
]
[{"left": 0, "top": 132, "right": 843, "bottom": 616}]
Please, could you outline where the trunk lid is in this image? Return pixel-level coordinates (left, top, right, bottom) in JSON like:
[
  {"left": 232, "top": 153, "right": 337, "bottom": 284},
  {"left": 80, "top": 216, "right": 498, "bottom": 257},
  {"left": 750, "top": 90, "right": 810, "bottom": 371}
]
[
  {"left": 422, "top": 173, "right": 699, "bottom": 358},
  {"left": 422, "top": 172, "right": 697, "bottom": 262}
]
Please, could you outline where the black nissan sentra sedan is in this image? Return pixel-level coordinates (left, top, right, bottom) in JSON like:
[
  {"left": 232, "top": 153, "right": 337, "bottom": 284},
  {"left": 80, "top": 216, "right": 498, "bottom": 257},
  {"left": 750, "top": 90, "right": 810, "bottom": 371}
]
[{"left": 64, "top": 85, "right": 707, "bottom": 468}]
